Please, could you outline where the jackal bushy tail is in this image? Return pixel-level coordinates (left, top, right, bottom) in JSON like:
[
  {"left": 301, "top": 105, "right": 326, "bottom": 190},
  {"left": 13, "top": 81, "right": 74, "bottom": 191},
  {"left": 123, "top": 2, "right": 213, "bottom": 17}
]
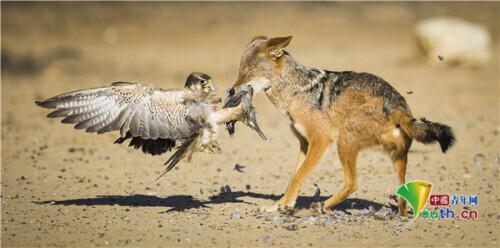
[
  {"left": 394, "top": 111, "right": 456, "bottom": 153},
  {"left": 411, "top": 117, "right": 456, "bottom": 153}
]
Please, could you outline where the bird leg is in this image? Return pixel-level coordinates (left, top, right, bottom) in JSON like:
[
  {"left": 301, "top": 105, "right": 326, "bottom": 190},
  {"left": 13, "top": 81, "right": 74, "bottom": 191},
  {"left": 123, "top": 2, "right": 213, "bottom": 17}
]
[
  {"left": 199, "top": 127, "right": 222, "bottom": 154},
  {"left": 211, "top": 105, "right": 245, "bottom": 124},
  {"left": 199, "top": 105, "right": 245, "bottom": 154}
]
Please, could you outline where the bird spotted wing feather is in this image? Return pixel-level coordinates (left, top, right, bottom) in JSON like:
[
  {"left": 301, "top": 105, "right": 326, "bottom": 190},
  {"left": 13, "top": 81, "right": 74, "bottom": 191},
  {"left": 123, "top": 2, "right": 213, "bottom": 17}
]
[{"left": 35, "top": 82, "right": 199, "bottom": 141}]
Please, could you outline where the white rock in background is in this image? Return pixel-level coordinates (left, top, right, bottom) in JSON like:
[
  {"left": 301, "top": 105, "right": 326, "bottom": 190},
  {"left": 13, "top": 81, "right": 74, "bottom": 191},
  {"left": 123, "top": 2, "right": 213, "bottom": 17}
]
[{"left": 415, "top": 17, "right": 491, "bottom": 67}]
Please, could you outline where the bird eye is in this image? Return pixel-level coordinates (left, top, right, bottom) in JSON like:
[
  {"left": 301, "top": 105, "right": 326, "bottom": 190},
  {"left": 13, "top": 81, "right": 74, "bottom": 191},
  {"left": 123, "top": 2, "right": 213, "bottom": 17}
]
[
  {"left": 202, "top": 81, "right": 213, "bottom": 89},
  {"left": 228, "top": 88, "right": 235, "bottom": 95}
]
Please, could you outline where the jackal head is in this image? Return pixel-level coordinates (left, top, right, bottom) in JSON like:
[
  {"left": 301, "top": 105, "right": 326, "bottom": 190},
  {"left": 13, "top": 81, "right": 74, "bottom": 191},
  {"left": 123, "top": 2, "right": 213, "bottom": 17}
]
[{"left": 230, "top": 35, "right": 293, "bottom": 95}]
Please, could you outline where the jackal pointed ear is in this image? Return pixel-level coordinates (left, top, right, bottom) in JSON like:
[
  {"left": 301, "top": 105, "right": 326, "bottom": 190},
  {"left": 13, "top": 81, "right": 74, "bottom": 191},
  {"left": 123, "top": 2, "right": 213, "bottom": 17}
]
[
  {"left": 267, "top": 36, "right": 293, "bottom": 49},
  {"left": 251, "top": 35, "right": 268, "bottom": 43}
]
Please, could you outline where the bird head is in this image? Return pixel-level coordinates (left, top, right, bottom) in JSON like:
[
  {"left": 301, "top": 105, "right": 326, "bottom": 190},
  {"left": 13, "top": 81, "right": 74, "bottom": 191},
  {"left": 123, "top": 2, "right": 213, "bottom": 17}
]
[{"left": 185, "top": 72, "right": 216, "bottom": 94}]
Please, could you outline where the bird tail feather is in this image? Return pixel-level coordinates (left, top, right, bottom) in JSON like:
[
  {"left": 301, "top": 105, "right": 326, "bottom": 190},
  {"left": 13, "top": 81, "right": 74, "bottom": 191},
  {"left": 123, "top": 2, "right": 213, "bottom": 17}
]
[{"left": 156, "top": 135, "right": 198, "bottom": 180}]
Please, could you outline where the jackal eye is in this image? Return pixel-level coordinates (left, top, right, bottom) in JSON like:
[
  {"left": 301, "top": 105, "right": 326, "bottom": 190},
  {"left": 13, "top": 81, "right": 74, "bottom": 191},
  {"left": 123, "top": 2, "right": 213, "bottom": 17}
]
[{"left": 228, "top": 88, "right": 235, "bottom": 95}]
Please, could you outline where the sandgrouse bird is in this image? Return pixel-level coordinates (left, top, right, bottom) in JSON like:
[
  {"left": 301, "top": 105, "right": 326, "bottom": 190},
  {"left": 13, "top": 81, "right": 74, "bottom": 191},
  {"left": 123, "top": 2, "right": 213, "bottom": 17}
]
[{"left": 36, "top": 72, "right": 256, "bottom": 178}]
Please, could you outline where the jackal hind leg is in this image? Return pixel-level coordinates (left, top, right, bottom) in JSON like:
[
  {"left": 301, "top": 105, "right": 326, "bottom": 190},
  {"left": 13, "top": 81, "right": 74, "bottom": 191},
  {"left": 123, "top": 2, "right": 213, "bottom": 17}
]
[
  {"left": 385, "top": 143, "right": 411, "bottom": 217},
  {"left": 382, "top": 127, "right": 412, "bottom": 217},
  {"left": 392, "top": 154, "right": 408, "bottom": 217},
  {"left": 323, "top": 130, "right": 360, "bottom": 212}
]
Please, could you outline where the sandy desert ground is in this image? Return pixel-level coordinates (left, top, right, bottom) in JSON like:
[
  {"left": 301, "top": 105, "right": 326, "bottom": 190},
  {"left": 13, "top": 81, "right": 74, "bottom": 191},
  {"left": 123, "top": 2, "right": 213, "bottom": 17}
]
[{"left": 1, "top": 2, "right": 499, "bottom": 247}]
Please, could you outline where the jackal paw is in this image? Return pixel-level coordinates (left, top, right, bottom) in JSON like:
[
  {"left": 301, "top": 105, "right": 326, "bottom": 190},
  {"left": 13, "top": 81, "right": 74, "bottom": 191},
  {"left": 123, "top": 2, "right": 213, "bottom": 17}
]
[
  {"left": 260, "top": 204, "right": 295, "bottom": 215},
  {"left": 260, "top": 203, "right": 279, "bottom": 213},
  {"left": 278, "top": 205, "right": 295, "bottom": 215},
  {"left": 310, "top": 201, "right": 325, "bottom": 215},
  {"left": 398, "top": 208, "right": 409, "bottom": 217}
]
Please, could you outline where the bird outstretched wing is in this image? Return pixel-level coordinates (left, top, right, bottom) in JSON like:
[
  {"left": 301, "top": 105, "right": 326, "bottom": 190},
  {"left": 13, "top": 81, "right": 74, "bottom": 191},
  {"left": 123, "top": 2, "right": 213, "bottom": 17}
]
[{"left": 35, "top": 82, "right": 202, "bottom": 140}]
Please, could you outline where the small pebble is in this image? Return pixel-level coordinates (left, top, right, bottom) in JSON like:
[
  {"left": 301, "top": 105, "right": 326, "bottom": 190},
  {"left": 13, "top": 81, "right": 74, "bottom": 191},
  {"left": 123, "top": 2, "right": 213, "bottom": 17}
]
[
  {"left": 301, "top": 216, "right": 319, "bottom": 225},
  {"left": 283, "top": 224, "right": 298, "bottom": 231},
  {"left": 265, "top": 215, "right": 283, "bottom": 222},
  {"left": 262, "top": 235, "right": 272, "bottom": 242},
  {"left": 473, "top": 153, "right": 485, "bottom": 167},
  {"left": 357, "top": 205, "right": 375, "bottom": 216},
  {"left": 373, "top": 206, "right": 395, "bottom": 221},
  {"left": 229, "top": 209, "right": 241, "bottom": 220}
]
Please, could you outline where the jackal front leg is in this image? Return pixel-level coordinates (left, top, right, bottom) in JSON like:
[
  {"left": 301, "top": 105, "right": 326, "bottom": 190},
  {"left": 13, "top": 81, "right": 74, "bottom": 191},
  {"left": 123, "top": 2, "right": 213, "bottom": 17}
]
[
  {"left": 263, "top": 136, "right": 330, "bottom": 214},
  {"left": 261, "top": 123, "right": 309, "bottom": 213}
]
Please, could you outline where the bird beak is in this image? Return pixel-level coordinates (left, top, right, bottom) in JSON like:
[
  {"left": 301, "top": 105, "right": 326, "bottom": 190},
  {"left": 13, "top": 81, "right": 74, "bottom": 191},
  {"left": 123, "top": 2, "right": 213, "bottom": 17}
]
[{"left": 208, "top": 79, "right": 216, "bottom": 92}]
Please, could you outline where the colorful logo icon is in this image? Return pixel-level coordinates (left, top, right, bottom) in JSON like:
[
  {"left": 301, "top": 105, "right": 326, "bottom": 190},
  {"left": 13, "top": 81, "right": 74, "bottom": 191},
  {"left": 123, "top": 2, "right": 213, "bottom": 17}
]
[{"left": 395, "top": 180, "right": 432, "bottom": 229}]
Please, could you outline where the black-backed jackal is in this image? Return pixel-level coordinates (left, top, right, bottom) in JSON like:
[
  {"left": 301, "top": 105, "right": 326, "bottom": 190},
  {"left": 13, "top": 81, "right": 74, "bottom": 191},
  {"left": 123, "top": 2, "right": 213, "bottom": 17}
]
[{"left": 226, "top": 36, "right": 456, "bottom": 216}]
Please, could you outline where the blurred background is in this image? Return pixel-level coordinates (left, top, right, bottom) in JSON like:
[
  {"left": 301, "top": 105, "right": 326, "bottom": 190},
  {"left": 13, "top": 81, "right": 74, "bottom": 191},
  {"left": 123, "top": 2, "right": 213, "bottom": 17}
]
[
  {"left": 2, "top": 2, "right": 499, "bottom": 247},
  {"left": 2, "top": 2, "right": 498, "bottom": 85}
]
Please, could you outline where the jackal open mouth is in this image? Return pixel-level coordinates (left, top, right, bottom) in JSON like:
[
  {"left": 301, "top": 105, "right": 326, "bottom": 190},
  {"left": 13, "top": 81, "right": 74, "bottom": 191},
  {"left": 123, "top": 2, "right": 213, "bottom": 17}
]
[{"left": 223, "top": 85, "right": 267, "bottom": 140}]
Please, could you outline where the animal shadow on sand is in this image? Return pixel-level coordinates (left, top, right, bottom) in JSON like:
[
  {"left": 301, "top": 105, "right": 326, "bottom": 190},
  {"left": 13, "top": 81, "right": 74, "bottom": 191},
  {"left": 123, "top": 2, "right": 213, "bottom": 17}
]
[{"left": 35, "top": 190, "right": 388, "bottom": 213}]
